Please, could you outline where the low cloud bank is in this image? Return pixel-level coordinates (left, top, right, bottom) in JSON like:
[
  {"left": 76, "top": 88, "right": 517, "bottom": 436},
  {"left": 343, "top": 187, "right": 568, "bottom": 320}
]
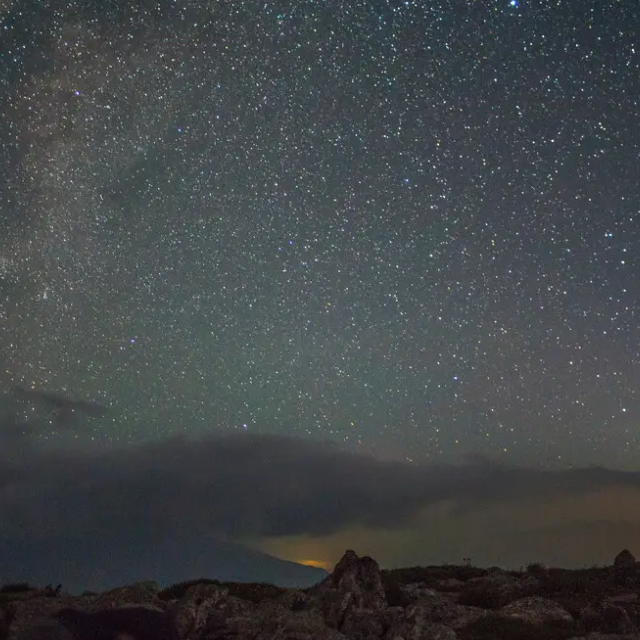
[{"left": 1, "top": 423, "right": 639, "bottom": 545}]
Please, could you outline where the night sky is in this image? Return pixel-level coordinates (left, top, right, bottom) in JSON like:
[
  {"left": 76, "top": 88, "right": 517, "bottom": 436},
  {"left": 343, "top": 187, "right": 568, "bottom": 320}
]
[{"left": 1, "top": 0, "right": 640, "bottom": 578}]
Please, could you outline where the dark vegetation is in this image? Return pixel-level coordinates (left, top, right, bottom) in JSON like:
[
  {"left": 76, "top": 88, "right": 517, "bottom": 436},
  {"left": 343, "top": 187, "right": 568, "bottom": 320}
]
[
  {"left": 383, "top": 563, "right": 487, "bottom": 588},
  {"left": 158, "top": 578, "right": 220, "bottom": 601},
  {"left": 0, "top": 584, "right": 61, "bottom": 607},
  {"left": 458, "top": 613, "right": 575, "bottom": 640},
  {"left": 0, "top": 607, "right": 13, "bottom": 640},
  {"left": 381, "top": 573, "right": 410, "bottom": 607},
  {"left": 159, "top": 578, "right": 288, "bottom": 604},
  {"left": 379, "top": 559, "right": 640, "bottom": 638},
  {"left": 0, "top": 583, "right": 34, "bottom": 594}
]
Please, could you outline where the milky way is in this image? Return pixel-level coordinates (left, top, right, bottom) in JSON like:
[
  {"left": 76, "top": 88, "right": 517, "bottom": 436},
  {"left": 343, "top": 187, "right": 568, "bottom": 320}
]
[{"left": 1, "top": 0, "right": 639, "bottom": 467}]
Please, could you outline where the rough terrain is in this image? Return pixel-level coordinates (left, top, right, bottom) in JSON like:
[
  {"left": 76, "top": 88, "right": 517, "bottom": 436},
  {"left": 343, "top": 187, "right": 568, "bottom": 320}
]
[{"left": 3, "top": 548, "right": 640, "bottom": 639}]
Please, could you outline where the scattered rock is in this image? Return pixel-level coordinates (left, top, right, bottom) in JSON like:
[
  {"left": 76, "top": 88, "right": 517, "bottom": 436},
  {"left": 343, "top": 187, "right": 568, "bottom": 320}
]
[
  {"left": 275, "top": 589, "right": 312, "bottom": 612},
  {"left": 202, "top": 599, "right": 346, "bottom": 640},
  {"left": 4, "top": 596, "right": 77, "bottom": 640},
  {"left": 83, "top": 581, "right": 165, "bottom": 610},
  {"left": 172, "top": 582, "right": 232, "bottom": 639},
  {"left": 436, "top": 579, "right": 465, "bottom": 592},
  {"left": 580, "top": 601, "right": 633, "bottom": 635},
  {"left": 399, "top": 583, "right": 438, "bottom": 603},
  {"left": 386, "top": 596, "right": 481, "bottom": 640},
  {"left": 8, "top": 550, "right": 640, "bottom": 640},
  {"left": 458, "top": 572, "right": 539, "bottom": 609},
  {"left": 605, "top": 594, "right": 639, "bottom": 605},
  {"left": 392, "top": 598, "right": 485, "bottom": 632}
]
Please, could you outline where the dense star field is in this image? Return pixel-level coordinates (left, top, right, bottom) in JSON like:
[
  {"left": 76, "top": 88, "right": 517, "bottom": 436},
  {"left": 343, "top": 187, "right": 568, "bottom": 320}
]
[{"left": 1, "top": 0, "right": 639, "bottom": 468}]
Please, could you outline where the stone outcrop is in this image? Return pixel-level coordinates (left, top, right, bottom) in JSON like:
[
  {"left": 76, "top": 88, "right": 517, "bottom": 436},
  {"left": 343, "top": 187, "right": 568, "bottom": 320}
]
[
  {"left": 4, "top": 549, "right": 640, "bottom": 640},
  {"left": 172, "top": 583, "right": 231, "bottom": 640},
  {"left": 5, "top": 595, "right": 77, "bottom": 640},
  {"left": 311, "top": 550, "right": 387, "bottom": 610},
  {"left": 580, "top": 601, "right": 633, "bottom": 635},
  {"left": 497, "top": 595, "right": 573, "bottom": 625},
  {"left": 389, "top": 596, "right": 485, "bottom": 634},
  {"left": 201, "top": 600, "right": 347, "bottom": 640},
  {"left": 310, "top": 550, "right": 388, "bottom": 638},
  {"left": 614, "top": 550, "right": 638, "bottom": 570},
  {"left": 435, "top": 578, "right": 465, "bottom": 592},
  {"left": 398, "top": 583, "right": 438, "bottom": 603}
]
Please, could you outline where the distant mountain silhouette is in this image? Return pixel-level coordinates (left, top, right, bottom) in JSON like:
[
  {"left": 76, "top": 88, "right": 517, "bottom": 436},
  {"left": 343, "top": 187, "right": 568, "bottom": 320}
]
[{"left": 0, "top": 535, "right": 326, "bottom": 593}]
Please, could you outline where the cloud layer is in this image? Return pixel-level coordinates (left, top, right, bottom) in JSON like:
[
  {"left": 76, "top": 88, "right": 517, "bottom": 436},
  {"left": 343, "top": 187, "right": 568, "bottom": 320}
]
[{"left": 2, "top": 424, "right": 640, "bottom": 546}]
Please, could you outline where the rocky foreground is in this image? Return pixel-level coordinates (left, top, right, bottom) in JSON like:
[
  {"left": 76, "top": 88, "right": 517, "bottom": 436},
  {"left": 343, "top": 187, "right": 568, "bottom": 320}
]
[{"left": 3, "top": 548, "right": 640, "bottom": 639}]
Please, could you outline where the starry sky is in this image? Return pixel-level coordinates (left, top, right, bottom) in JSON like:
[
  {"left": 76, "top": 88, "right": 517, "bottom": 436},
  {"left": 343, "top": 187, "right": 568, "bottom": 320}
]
[{"left": 1, "top": 0, "right": 640, "bottom": 578}]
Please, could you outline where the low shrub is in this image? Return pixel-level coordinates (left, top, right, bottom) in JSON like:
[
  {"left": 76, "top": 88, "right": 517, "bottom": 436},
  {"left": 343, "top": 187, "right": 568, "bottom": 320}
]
[
  {"left": 526, "top": 563, "right": 546, "bottom": 575},
  {"left": 382, "top": 564, "right": 486, "bottom": 588},
  {"left": 158, "top": 578, "right": 220, "bottom": 601},
  {"left": 458, "top": 613, "right": 576, "bottom": 640},
  {"left": 222, "top": 582, "right": 288, "bottom": 603},
  {"left": 457, "top": 585, "right": 511, "bottom": 610},
  {"left": 0, "top": 583, "right": 34, "bottom": 594}
]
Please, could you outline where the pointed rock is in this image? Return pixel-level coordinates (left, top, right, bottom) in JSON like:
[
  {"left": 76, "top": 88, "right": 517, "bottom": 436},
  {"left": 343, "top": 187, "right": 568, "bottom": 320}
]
[
  {"left": 312, "top": 550, "right": 386, "bottom": 611},
  {"left": 613, "top": 549, "right": 637, "bottom": 570},
  {"left": 310, "top": 550, "right": 387, "bottom": 636}
]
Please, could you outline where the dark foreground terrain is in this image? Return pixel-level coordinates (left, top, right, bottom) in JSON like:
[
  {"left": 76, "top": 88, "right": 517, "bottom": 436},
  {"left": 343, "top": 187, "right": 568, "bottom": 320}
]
[{"left": 2, "top": 548, "right": 640, "bottom": 639}]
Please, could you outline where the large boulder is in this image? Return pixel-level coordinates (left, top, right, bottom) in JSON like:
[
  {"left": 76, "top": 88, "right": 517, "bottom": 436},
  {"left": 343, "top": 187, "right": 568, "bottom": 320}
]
[
  {"left": 170, "top": 581, "right": 345, "bottom": 640},
  {"left": 5, "top": 579, "right": 167, "bottom": 632},
  {"left": 5, "top": 582, "right": 185, "bottom": 640},
  {"left": 389, "top": 597, "right": 485, "bottom": 633},
  {"left": 435, "top": 579, "right": 465, "bottom": 593},
  {"left": 200, "top": 598, "right": 347, "bottom": 640},
  {"left": 4, "top": 596, "right": 77, "bottom": 640},
  {"left": 580, "top": 601, "right": 633, "bottom": 635},
  {"left": 172, "top": 582, "right": 233, "bottom": 640},
  {"left": 386, "top": 594, "right": 484, "bottom": 640},
  {"left": 614, "top": 550, "right": 638, "bottom": 570},
  {"left": 498, "top": 596, "right": 573, "bottom": 626}
]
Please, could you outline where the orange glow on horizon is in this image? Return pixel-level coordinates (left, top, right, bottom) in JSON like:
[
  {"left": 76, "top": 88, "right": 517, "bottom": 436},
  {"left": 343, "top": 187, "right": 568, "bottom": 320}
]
[{"left": 297, "top": 559, "right": 332, "bottom": 570}]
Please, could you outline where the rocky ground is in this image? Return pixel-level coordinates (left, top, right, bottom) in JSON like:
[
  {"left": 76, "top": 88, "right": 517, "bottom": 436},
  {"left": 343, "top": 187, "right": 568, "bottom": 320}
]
[{"left": 3, "top": 548, "right": 640, "bottom": 639}]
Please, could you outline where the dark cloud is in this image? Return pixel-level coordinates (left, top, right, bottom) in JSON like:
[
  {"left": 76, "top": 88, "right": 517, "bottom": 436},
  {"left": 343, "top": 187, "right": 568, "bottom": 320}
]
[
  {"left": 2, "top": 425, "right": 640, "bottom": 588},
  {"left": 2, "top": 428, "right": 640, "bottom": 544},
  {"left": 9, "top": 387, "right": 110, "bottom": 431},
  {"left": 10, "top": 387, "right": 109, "bottom": 416}
]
